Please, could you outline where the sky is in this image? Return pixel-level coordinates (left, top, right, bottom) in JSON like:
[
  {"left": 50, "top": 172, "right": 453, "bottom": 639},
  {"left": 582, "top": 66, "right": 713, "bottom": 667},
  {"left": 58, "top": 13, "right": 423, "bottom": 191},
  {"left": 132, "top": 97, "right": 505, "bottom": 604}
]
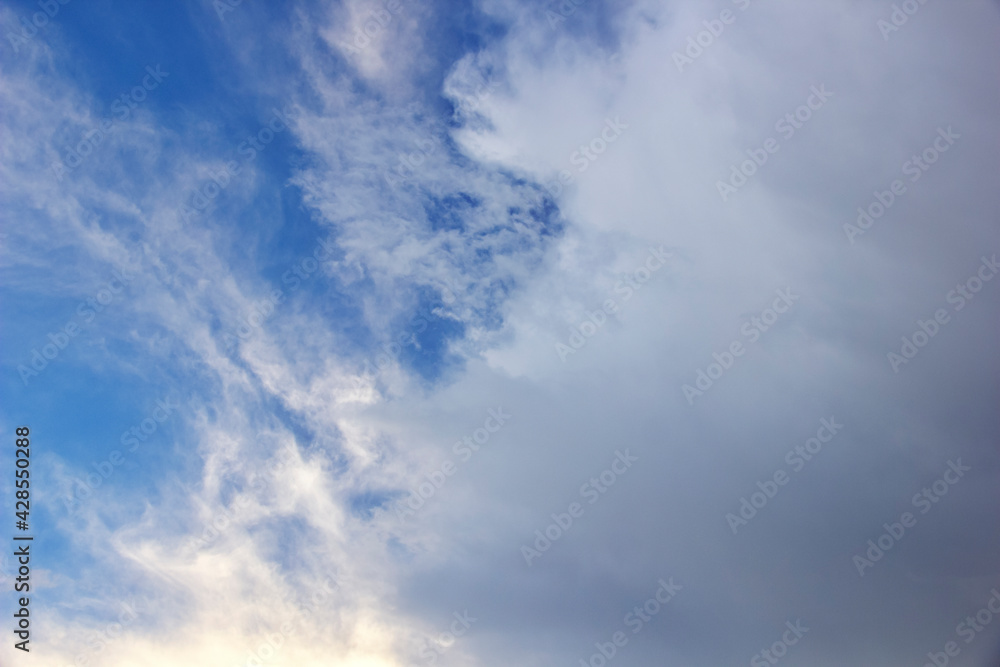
[{"left": 1, "top": 0, "right": 999, "bottom": 665}]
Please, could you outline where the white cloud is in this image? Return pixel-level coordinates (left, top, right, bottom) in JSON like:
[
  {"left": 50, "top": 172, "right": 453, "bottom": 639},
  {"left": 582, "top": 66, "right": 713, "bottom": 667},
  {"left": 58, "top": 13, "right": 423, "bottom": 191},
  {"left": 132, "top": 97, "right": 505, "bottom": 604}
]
[{"left": 4, "top": 1, "right": 1000, "bottom": 665}]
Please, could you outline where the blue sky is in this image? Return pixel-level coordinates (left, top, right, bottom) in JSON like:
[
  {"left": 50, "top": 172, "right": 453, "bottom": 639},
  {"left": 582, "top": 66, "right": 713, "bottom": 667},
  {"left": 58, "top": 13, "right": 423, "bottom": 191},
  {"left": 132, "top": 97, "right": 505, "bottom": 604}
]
[{"left": 2, "top": 0, "right": 1000, "bottom": 665}]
